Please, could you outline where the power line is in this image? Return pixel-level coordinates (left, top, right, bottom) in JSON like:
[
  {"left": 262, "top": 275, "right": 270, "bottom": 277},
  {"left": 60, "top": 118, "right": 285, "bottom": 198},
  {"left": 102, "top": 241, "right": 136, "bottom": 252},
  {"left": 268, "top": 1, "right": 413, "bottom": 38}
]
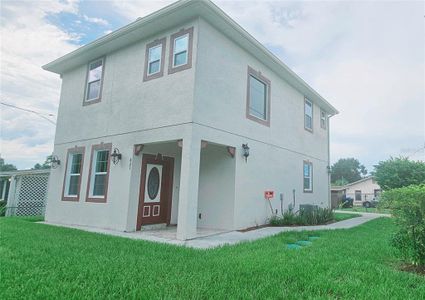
[{"left": 1, "top": 102, "right": 56, "bottom": 125}]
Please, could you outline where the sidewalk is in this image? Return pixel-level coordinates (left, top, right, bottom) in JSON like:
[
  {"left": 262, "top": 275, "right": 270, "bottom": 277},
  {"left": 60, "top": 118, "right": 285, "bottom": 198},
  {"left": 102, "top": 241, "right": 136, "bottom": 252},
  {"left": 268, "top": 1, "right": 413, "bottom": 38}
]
[
  {"left": 43, "top": 212, "right": 390, "bottom": 249},
  {"left": 185, "top": 212, "right": 390, "bottom": 248}
]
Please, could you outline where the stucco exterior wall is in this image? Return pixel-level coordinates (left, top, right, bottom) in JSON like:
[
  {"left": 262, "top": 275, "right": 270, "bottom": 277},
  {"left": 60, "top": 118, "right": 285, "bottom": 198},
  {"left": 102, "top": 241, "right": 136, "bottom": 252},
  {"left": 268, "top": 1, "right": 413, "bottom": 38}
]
[
  {"left": 197, "top": 143, "right": 236, "bottom": 230},
  {"left": 193, "top": 19, "right": 330, "bottom": 229},
  {"left": 54, "top": 19, "right": 198, "bottom": 145}
]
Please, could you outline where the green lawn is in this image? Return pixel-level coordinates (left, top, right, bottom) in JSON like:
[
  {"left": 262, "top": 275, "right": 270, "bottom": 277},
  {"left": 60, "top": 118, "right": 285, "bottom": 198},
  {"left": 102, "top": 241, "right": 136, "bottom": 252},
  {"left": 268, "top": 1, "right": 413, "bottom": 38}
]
[
  {"left": 1, "top": 217, "right": 424, "bottom": 299},
  {"left": 339, "top": 207, "right": 392, "bottom": 214},
  {"left": 333, "top": 212, "right": 360, "bottom": 221}
]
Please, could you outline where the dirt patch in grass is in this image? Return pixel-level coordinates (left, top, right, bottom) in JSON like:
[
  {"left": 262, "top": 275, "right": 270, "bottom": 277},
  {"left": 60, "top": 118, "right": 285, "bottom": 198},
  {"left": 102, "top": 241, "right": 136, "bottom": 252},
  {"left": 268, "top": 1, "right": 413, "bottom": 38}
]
[{"left": 400, "top": 264, "right": 425, "bottom": 276}]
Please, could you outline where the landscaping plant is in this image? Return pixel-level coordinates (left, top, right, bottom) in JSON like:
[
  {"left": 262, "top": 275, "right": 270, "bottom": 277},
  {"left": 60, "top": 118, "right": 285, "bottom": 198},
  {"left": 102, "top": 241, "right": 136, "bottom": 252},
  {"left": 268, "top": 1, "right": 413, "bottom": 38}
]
[
  {"left": 268, "top": 207, "right": 335, "bottom": 226},
  {"left": 381, "top": 184, "right": 425, "bottom": 266}
]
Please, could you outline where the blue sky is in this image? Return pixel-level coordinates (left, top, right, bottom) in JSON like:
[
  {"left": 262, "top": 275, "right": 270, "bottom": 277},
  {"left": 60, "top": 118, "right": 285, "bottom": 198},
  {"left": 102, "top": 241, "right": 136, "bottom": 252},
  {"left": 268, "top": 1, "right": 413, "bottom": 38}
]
[{"left": 1, "top": 0, "right": 424, "bottom": 172}]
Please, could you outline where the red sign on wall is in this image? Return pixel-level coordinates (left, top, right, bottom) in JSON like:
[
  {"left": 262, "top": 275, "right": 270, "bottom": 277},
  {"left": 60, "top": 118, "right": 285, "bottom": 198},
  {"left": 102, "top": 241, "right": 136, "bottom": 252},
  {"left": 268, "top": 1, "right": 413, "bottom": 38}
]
[{"left": 264, "top": 191, "right": 274, "bottom": 200}]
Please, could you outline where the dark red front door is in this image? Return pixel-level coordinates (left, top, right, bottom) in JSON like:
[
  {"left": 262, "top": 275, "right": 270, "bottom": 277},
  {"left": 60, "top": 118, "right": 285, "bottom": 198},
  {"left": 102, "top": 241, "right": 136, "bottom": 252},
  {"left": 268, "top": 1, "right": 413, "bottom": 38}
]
[{"left": 136, "top": 154, "right": 174, "bottom": 230}]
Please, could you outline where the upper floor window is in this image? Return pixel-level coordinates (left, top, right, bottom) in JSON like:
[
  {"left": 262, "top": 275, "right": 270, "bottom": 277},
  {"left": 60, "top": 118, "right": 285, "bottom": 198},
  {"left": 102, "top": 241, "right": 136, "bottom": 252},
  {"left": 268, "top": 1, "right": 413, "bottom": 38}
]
[
  {"left": 169, "top": 27, "right": 193, "bottom": 74},
  {"left": 303, "top": 161, "right": 313, "bottom": 192},
  {"left": 320, "top": 110, "right": 327, "bottom": 129},
  {"left": 173, "top": 34, "right": 188, "bottom": 67},
  {"left": 143, "top": 38, "right": 166, "bottom": 81},
  {"left": 63, "top": 147, "right": 85, "bottom": 201},
  {"left": 304, "top": 99, "right": 313, "bottom": 131},
  {"left": 246, "top": 66, "right": 271, "bottom": 126},
  {"left": 85, "top": 58, "right": 104, "bottom": 104},
  {"left": 149, "top": 45, "right": 162, "bottom": 74},
  {"left": 87, "top": 143, "right": 111, "bottom": 203}
]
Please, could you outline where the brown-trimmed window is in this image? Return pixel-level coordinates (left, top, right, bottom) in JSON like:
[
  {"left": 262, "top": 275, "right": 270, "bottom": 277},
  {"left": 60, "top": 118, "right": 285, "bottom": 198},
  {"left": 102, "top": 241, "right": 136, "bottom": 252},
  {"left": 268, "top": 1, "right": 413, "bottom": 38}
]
[
  {"left": 320, "top": 109, "right": 327, "bottom": 129},
  {"left": 62, "top": 147, "right": 85, "bottom": 201},
  {"left": 86, "top": 143, "right": 112, "bottom": 203},
  {"left": 246, "top": 67, "right": 271, "bottom": 126},
  {"left": 84, "top": 57, "right": 105, "bottom": 105},
  {"left": 303, "top": 161, "right": 313, "bottom": 192},
  {"left": 168, "top": 27, "right": 193, "bottom": 74},
  {"left": 143, "top": 38, "right": 166, "bottom": 81},
  {"left": 304, "top": 98, "right": 313, "bottom": 131}
]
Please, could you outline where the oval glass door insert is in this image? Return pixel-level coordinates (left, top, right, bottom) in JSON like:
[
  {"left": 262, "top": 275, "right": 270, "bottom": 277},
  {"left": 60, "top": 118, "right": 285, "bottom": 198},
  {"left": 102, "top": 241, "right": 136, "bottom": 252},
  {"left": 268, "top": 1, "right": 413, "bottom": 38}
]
[{"left": 144, "top": 164, "right": 162, "bottom": 203}]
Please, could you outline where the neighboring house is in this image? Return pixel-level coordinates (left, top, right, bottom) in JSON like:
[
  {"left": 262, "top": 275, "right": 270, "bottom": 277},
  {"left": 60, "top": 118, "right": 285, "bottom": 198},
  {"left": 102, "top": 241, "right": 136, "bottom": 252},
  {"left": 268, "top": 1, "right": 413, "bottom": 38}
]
[
  {"left": 331, "top": 176, "right": 381, "bottom": 207},
  {"left": 0, "top": 169, "right": 50, "bottom": 217},
  {"left": 42, "top": 0, "right": 338, "bottom": 240}
]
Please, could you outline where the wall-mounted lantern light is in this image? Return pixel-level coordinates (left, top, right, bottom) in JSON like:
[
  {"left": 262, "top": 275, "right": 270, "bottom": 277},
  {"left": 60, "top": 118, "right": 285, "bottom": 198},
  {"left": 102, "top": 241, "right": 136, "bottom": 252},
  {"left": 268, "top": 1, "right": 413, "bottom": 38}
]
[
  {"left": 242, "top": 143, "right": 250, "bottom": 162},
  {"left": 111, "top": 148, "right": 122, "bottom": 165},
  {"left": 50, "top": 155, "right": 61, "bottom": 169},
  {"left": 327, "top": 166, "right": 331, "bottom": 173}
]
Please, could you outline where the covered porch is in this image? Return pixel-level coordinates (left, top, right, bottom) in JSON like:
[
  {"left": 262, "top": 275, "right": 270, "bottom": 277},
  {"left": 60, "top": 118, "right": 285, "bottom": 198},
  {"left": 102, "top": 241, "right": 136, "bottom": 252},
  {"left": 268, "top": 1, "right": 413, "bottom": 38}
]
[{"left": 127, "top": 137, "right": 236, "bottom": 240}]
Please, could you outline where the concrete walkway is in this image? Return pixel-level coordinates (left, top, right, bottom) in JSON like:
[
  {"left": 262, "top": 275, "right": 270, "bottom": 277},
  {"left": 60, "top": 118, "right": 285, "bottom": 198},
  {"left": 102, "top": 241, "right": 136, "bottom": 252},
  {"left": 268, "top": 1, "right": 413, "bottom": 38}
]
[{"left": 42, "top": 212, "right": 390, "bottom": 249}]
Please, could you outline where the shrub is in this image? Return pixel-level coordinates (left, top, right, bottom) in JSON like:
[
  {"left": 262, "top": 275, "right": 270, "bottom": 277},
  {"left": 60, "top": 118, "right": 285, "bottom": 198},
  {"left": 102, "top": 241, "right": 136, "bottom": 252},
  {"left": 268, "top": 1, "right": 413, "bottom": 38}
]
[
  {"left": 268, "top": 207, "right": 335, "bottom": 226},
  {"left": 0, "top": 200, "right": 6, "bottom": 217},
  {"left": 381, "top": 185, "right": 425, "bottom": 266}
]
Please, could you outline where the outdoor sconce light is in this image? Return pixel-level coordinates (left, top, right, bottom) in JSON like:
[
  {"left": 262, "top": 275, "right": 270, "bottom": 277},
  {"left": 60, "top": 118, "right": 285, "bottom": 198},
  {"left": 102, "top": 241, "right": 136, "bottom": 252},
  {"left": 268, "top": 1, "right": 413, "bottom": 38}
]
[
  {"left": 242, "top": 143, "right": 250, "bottom": 162},
  {"left": 50, "top": 155, "right": 61, "bottom": 169},
  {"left": 111, "top": 148, "right": 122, "bottom": 165},
  {"left": 327, "top": 166, "right": 331, "bottom": 173}
]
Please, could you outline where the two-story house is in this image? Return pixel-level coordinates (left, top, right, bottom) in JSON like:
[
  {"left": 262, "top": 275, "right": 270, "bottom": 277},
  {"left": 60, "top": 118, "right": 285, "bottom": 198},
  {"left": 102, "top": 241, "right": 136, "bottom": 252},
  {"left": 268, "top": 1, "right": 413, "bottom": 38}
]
[{"left": 43, "top": 0, "right": 338, "bottom": 240}]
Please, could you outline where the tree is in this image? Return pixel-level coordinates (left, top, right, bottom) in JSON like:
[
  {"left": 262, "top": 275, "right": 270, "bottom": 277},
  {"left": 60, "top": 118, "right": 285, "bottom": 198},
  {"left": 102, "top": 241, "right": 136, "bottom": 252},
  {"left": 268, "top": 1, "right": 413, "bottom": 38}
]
[
  {"left": 0, "top": 158, "right": 17, "bottom": 171},
  {"left": 330, "top": 158, "right": 367, "bottom": 184},
  {"left": 373, "top": 157, "right": 425, "bottom": 190},
  {"left": 32, "top": 156, "right": 51, "bottom": 170}
]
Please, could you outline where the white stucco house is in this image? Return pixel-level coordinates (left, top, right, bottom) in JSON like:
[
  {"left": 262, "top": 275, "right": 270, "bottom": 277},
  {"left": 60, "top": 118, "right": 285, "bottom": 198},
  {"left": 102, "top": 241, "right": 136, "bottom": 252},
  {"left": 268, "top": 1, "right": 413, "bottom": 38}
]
[
  {"left": 332, "top": 176, "right": 381, "bottom": 207},
  {"left": 43, "top": 0, "right": 338, "bottom": 240}
]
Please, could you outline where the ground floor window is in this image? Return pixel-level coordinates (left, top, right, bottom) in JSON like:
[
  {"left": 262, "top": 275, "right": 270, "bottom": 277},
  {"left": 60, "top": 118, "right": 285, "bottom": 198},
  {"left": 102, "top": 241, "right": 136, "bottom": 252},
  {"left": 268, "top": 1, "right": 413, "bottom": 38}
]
[
  {"left": 303, "top": 161, "right": 313, "bottom": 192},
  {"left": 355, "top": 190, "right": 362, "bottom": 201},
  {"left": 63, "top": 147, "right": 85, "bottom": 201},
  {"left": 87, "top": 143, "right": 112, "bottom": 203}
]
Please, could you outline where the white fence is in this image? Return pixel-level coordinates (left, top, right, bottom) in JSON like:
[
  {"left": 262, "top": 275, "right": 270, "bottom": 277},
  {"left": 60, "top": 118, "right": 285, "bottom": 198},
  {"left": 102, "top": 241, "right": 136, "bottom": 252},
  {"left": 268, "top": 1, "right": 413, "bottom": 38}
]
[{"left": 1, "top": 169, "right": 50, "bottom": 217}]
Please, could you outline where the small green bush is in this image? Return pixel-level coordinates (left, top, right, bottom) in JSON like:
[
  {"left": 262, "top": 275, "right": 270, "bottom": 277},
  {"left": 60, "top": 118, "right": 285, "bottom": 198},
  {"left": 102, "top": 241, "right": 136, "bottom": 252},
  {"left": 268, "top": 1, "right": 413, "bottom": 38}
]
[
  {"left": 381, "top": 184, "right": 425, "bottom": 266},
  {"left": 0, "top": 200, "right": 6, "bottom": 217},
  {"left": 268, "top": 207, "right": 334, "bottom": 226}
]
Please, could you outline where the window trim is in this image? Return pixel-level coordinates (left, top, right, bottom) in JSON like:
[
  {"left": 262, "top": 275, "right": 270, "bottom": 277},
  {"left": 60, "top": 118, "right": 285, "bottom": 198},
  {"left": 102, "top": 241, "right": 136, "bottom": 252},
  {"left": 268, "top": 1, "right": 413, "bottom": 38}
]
[
  {"left": 143, "top": 38, "right": 166, "bottom": 82},
  {"left": 62, "top": 147, "right": 85, "bottom": 202},
  {"left": 320, "top": 109, "right": 327, "bottom": 130},
  {"left": 83, "top": 57, "right": 106, "bottom": 106},
  {"left": 303, "top": 160, "right": 313, "bottom": 193},
  {"left": 168, "top": 27, "right": 194, "bottom": 74},
  {"left": 246, "top": 66, "right": 271, "bottom": 127},
  {"left": 86, "top": 143, "right": 112, "bottom": 203},
  {"left": 304, "top": 98, "right": 313, "bottom": 132}
]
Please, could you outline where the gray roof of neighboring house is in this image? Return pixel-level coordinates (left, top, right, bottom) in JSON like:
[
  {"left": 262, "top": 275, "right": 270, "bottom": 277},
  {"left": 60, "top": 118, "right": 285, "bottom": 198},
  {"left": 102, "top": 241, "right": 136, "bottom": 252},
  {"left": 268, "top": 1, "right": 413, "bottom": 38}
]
[
  {"left": 331, "top": 176, "right": 375, "bottom": 191},
  {"left": 42, "top": 0, "right": 338, "bottom": 115},
  {"left": 0, "top": 169, "right": 51, "bottom": 177}
]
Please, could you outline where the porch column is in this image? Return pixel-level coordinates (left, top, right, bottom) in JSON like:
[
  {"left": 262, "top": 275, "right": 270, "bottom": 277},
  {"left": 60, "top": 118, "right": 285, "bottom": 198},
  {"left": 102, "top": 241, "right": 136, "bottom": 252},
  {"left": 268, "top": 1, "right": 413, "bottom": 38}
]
[{"left": 176, "top": 135, "right": 201, "bottom": 240}]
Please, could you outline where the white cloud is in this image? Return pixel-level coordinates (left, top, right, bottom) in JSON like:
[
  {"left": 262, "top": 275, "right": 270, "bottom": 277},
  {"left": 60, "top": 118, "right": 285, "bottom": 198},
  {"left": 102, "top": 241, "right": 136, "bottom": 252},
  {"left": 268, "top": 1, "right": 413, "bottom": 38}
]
[
  {"left": 83, "top": 15, "right": 109, "bottom": 26},
  {"left": 1, "top": 0, "right": 80, "bottom": 169},
  {"left": 108, "top": 0, "right": 174, "bottom": 20}
]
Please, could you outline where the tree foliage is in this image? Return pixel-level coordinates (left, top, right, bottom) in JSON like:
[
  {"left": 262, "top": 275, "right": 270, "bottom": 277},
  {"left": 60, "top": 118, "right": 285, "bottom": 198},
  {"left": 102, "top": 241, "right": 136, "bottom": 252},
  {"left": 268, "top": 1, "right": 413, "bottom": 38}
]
[
  {"left": 330, "top": 158, "right": 367, "bottom": 184},
  {"left": 32, "top": 156, "right": 52, "bottom": 170},
  {"left": 0, "top": 158, "right": 17, "bottom": 172},
  {"left": 373, "top": 157, "right": 425, "bottom": 190},
  {"left": 381, "top": 185, "right": 425, "bottom": 266}
]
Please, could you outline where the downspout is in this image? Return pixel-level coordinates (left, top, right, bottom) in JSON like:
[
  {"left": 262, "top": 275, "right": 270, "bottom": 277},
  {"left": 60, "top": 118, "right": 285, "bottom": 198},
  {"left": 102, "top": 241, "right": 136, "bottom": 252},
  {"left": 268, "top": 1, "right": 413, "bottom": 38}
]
[{"left": 327, "top": 114, "right": 333, "bottom": 209}]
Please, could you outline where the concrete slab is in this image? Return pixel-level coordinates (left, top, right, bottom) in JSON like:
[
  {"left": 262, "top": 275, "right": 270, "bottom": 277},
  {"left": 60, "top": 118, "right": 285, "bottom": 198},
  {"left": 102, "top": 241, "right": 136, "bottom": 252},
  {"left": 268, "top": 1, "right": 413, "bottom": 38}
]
[{"left": 41, "top": 212, "right": 390, "bottom": 249}]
